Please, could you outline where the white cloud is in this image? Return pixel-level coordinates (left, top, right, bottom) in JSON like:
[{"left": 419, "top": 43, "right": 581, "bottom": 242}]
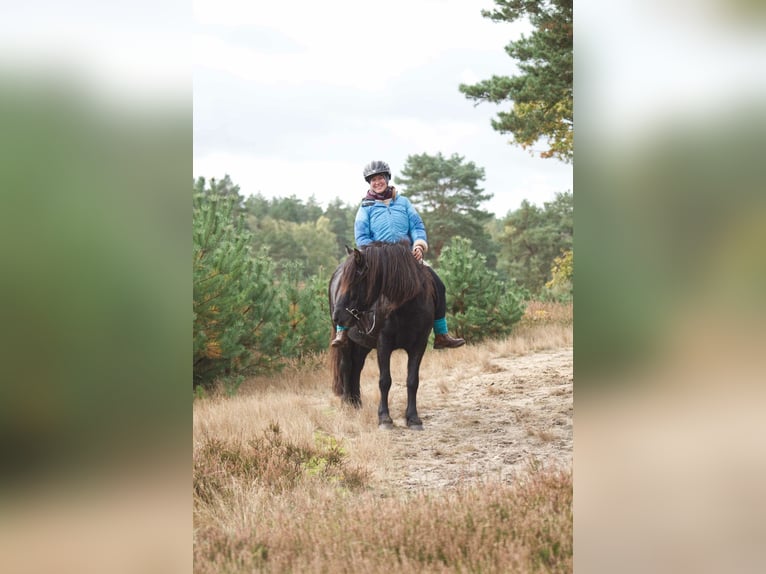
[
  {"left": 193, "top": 0, "right": 521, "bottom": 90},
  {"left": 194, "top": 33, "right": 307, "bottom": 86},
  {"left": 193, "top": 0, "right": 570, "bottom": 215},
  {"left": 372, "top": 118, "right": 483, "bottom": 153},
  {"left": 193, "top": 0, "right": 518, "bottom": 51},
  {"left": 459, "top": 68, "right": 481, "bottom": 86}
]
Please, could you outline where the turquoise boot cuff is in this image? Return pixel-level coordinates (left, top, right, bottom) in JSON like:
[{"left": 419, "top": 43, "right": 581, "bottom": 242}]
[{"left": 433, "top": 317, "right": 448, "bottom": 335}]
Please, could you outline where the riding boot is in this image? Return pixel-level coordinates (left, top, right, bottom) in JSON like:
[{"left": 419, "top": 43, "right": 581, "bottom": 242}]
[
  {"left": 331, "top": 329, "right": 349, "bottom": 348},
  {"left": 433, "top": 333, "right": 465, "bottom": 349}
]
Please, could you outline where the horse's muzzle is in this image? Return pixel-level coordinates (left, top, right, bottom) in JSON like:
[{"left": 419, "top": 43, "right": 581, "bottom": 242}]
[{"left": 332, "top": 306, "right": 355, "bottom": 327}]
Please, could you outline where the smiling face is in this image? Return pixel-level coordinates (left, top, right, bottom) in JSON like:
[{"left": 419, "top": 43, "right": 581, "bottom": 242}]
[{"left": 368, "top": 173, "right": 388, "bottom": 194}]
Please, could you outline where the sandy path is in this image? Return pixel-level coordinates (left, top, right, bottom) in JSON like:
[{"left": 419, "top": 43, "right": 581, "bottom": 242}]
[{"left": 372, "top": 347, "right": 573, "bottom": 491}]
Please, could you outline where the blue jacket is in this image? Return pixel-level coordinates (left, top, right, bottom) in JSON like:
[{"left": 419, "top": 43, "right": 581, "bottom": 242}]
[{"left": 354, "top": 192, "right": 428, "bottom": 250}]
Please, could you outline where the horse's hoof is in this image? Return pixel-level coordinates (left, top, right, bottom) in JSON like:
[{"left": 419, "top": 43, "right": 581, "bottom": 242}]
[
  {"left": 407, "top": 422, "right": 424, "bottom": 431},
  {"left": 378, "top": 422, "right": 394, "bottom": 430}
]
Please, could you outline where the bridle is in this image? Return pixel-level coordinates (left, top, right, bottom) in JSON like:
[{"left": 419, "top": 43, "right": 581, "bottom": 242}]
[
  {"left": 344, "top": 305, "right": 376, "bottom": 335},
  {"left": 342, "top": 262, "right": 378, "bottom": 336}
]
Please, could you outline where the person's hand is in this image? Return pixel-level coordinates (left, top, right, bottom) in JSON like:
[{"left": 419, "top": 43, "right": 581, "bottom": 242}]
[{"left": 412, "top": 245, "right": 424, "bottom": 262}]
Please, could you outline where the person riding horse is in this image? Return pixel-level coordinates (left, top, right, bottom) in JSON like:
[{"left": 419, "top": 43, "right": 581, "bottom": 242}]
[{"left": 331, "top": 160, "right": 465, "bottom": 350}]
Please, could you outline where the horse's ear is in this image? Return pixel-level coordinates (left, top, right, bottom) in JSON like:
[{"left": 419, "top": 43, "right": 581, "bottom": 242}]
[
  {"left": 352, "top": 247, "right": 363, "bottom": 265},
  {"left": 345, "top": 244, "right": 353, "bottom": 255}
]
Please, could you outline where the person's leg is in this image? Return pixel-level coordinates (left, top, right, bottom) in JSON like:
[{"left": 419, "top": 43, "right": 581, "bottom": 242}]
[
  {"left": 331, "top": 324, "right": 348, "bottom": 347},
  {"left": 430, "top": 267, "right": 447, "bottom": 321},
  {"left": 425, "top": 267, "right": 465, "bottom": 349}
]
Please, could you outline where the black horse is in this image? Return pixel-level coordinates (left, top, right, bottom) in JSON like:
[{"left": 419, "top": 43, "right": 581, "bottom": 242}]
[{"left": 329, "top": 241, "right": 435, "bottom": 430}]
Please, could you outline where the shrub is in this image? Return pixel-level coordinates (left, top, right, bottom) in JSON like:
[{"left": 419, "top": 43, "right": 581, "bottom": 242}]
[
  {"left": 193, "top": 188, "right": 281, "bottom": 388},
  {"left": 193, "top": 424, "right": 368, "bottom": 501},
  {"left": 438, "top": 237, "right": 526, "bottom": 343},
  {"left": 273, "top": 261, "right": 331, "bottom": 359}
]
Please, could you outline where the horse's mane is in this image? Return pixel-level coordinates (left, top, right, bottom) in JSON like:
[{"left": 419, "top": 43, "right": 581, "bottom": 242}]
[{"left": 338, "top": 241, "right": 432, "bottom": 307}]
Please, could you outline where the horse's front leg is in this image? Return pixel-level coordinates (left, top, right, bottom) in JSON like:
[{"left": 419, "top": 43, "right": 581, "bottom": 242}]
[
  {"left": 376, "top": 346, "right": 394, "bottom": 429},
  {"left": 405, "top": 350, "right": 425, "bottom": 430},
  {"left": 342, "top": 345, "right": 369, "bottom": 408}
]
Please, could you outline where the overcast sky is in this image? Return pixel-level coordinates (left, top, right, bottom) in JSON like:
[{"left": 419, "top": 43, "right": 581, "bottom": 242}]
[{"left": 192, "top": 0, "right": 573, "bottom": 217}]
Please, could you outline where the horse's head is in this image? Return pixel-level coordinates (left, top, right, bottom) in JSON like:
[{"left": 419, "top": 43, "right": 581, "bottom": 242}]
[
  {"left": 331, "top": 241, "right": 426, "bottom": 332},
  {"left": 331, "top": 246, "right": 373, "bottom": 329}
]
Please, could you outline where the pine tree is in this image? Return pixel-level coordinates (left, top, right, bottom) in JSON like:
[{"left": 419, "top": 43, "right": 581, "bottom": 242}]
[
  {"left": 193, "top": 185, "right": 280, "bottom": 388},
  {"left": 459, "top": 0, "right": 573, "bottom": 161},
  {"left": 396, "top": 152, "right": 495, "bottom": 261},
  {"left": 274, "top": 261, "right": 331, "bottom": 358},
  {"left": 438, "top": 237, "right": 525, "bottom": 342}
]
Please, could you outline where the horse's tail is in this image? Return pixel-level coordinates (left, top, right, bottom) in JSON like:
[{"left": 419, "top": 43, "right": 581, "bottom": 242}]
[
  {"left": 328, "top": 266, "right": 345, "bottom": 396},
  {"left": 329, "top": 332, "right": 344, "bottom": 396}
]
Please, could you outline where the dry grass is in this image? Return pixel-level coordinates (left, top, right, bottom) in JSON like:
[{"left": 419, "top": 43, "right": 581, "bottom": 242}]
[
  {"left": 194, "top": 302, "right": 573, "bottom": 573},
  {"left": 519, "top": 300, "right": 573, "bottom": 327},
  {"left": 526, "top": 427, "right": 557, "bottom": 443},
  {"left": 194, "top": 463, "right": 572, "bottom": 574}
]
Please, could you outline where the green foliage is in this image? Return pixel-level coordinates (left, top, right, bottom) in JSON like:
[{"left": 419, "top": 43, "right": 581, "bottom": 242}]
[
  {"left": 243, "top": 192, "right": 270, "bottom": 220},
  {"left": 242, "top": 193, "right": 354, "bottom": 274},
  {"left": 244, "top": 192, "right": 325, "bottom": 224},
  {"left": 498, "top": 191, "right": 572, "bottom": 295},
  {"left": 543, "top": 248, "right": 573, "bottom": 301},
  {"left": 272, "top": 261, "right": 331, "bottom": 358},
  {"left": 459, "top": 0, "right": 573, "bottom": 162},
  {"left": 193, "top": 186, "right": 281, "bottom": 388},
  {"left": 438, "top": 237, "right": 525, "bottom": 343},
  {"left": 193, "top": 178, "right": 339, "bottom": 390},
  {"left": 248, "top": 215, "right": 339, "bottom": 279},
  {"left": 396, "top": 152, "right": 496, "bottom": 263},
  {"left": 323, "top": 197, "right": 357, "bottom": 259},
  {"left": 303, "top": 431, "right": 349, "bottom": 481},
  {"left": 194, "top": 175, "right": 246, "bottom": 218},
  {"left": 268, "top": 194, "right": 324, "bottom": 223},
  {"left": 193, "top": 385, "right": 207, "bottom": 401}
]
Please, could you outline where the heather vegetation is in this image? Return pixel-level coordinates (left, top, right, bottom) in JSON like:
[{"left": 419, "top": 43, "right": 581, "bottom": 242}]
[{"left": 193, "top": 305, "right": 573, "bottom": 573}]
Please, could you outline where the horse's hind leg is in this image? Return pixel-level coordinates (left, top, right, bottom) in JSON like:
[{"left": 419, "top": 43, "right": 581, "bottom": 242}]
[
  {"left": 404, "top": 351, "right": 425, "bottom": 430},
  {"left": 376, "top": 346, "right": 394, "bottom": 429}
]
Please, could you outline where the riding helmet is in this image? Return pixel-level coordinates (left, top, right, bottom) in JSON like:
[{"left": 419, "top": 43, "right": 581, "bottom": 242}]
[{"left": 363, "top": 160, "right": 391, "bottom": 183}]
